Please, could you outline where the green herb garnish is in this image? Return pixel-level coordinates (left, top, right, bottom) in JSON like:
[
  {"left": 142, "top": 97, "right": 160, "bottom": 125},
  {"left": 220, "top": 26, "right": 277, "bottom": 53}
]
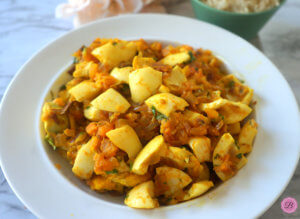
[
  {"left": 236, "top": 153, "right": 243, "bottom": 159},
  {"left": 129, "top": 162, "right": 133, "bottom": 170},
  {"left": 183, "top": 51, "right": 196, "bottom": 64},
  {"left": 166, "top": 197, "right": 172, "bottom": 202},
  {"left": 120, "top": 84, "right": 129, "bottom": 92},
  {"left": 151, "top": 106, "right": 167, "bottom": 120},
  {"left": 59, "top": 84, "right": 66, "bottom": 91},
  {"left": 119, "top": 84, "right": 130, "bottom": 97},
  {"left": 151, "top": 106, "right": 156, "bottom": 115},
  {"left": 112, "top": 42, "right": 117, "bottom": 46},
  {"left": 85, "top": 106, "right": 91, "bottom": 109},
  {"left": 73, "top": 57, "right": 79, "bottom": 64},
  {"left": 45, "top": 135, "right": 56, "bottom": 150},
  {"left": 228, "top": 80, "right": 235, "bottom": 89},
  {"left": 214, "top": 153, "right": 220, "bottom": 159},
  {"left": 234, "top": 139, "right": 240, "bottom": 149},
  {"left": 105, "top": 169, "right": 118, "bottom": 174},
  {"left": 219, "top": 114, "right": 225, "bottom": 120},
  {"left": 156, "top": 114, "right": 167, "bottom": 120},
  {"left": 188, "top": 51, "right": 196, "bottom": 62}
]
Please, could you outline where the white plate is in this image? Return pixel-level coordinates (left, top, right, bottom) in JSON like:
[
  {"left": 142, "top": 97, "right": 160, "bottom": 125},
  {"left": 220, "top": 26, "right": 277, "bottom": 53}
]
[{"left": 0, "top": 14, "right": 299, "bottom": 219}]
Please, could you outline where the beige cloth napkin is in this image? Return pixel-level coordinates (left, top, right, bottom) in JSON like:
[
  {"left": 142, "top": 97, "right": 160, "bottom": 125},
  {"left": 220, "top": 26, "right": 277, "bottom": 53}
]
[{"left": 56, "top": 0, "right": 166, "bottom": 27}]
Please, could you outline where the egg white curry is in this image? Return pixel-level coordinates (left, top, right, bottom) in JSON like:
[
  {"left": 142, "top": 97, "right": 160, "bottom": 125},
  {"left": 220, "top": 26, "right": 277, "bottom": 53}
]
[{"left": 41, "top": 38, "right": 258, "bottom": 209}]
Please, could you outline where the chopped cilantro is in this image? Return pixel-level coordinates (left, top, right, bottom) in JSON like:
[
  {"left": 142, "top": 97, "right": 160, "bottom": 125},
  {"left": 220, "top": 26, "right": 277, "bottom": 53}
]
[
  {"left": 228, "top": 80, "right": 235, "bottom": 89},
  {"left": 166, "top": 197, "right": 172, "bottom": 202},
  {"left": 121, "top": 84, "right": 129, "bottom": 91},
  {"left": 45, "top": 135, "right": 56, "bottom": 150},
  {"left": 156, "top": 113, "right": 167, "bottom": 120},
  {"left": 188, "top": 51, "right": 196, "bottom": 62},
  {"left": 85, "top": 106, "right": 91, "bottom": 109},
  {"left": 183, "top": 51, "right": 196, "bottom": 64},
  {"left": 105, "top": 169, "right": 118, "bottom": 174},
  {"left": 249, "top": 120, "right": 255, "bottom": 126},
  {"left": 240, "top": 80, "right": 245, "bottom": 84},
  {"left": 151, "top": 106, "right": 156, "bottom": 115},
  {"left": 73, "top": 57, "right": 79, "bottom": 64},
  {"left": 125, "top": 194, "right": 129, "bottom": 199},
  {"left": 112, "top": 42, "right": 117, "bottom": 46},
  {"left": 214, "top": 153, "right": 220, "bottom": 159},
  {"left": 219, "top": 114, "right": 225, "bottom": 120},
  {"left": 129, "top": 162, "right": 133, "bottom": 170},
  {"left": 79, "top": 131, "right": 85, "bottom": 135},
  {"left": 59, "top": 84, "right": 66, "bottom": 91},
  {"left": 236, "top": 153, "right": 243, "bottom": 159},
  {"left": 120, "top": 84, "right": 130, "bottom": 96},
  {"left": 234, "top": 139, "right": 240, "bottom": 149},
  {"left": 163, "top": 182, "right": 167, "bottom": 185},
  {"left": 151, "top": 106, "right": 167, "bottom": 120}
]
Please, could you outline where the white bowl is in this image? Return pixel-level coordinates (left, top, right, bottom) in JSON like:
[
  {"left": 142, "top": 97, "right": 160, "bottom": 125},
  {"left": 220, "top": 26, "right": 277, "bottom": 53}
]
[{"left": 0, "top": 14, "right": 299, "bottom": 219}]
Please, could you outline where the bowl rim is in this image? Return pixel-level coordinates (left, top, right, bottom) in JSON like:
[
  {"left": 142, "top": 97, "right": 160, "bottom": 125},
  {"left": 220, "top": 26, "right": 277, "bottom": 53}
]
[{"left": 190, "top": 0, "right": 287, "bottom": 16}]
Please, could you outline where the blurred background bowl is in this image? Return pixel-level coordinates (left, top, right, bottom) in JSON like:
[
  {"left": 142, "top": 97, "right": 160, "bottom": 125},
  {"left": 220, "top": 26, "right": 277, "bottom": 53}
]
[{"left": 190, "top": 0, "right": 287, "bottom": 40}]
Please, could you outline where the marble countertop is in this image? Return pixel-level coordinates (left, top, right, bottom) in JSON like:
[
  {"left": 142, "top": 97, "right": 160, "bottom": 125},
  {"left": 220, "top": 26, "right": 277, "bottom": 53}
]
[{"left": 0, "top": 0, "right": 299, "bottom": 218}]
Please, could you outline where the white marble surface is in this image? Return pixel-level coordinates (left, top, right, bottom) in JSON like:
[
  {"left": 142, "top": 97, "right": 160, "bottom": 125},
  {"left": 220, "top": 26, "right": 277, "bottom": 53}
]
[{"left": 0, "top": 0, "right": 299, "bottom": 218}]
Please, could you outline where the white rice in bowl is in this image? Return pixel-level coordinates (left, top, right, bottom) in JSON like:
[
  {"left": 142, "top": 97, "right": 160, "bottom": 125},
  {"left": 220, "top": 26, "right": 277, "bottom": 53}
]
[{"left": 201, "top": 0, "right": 280, "bottom": 13}]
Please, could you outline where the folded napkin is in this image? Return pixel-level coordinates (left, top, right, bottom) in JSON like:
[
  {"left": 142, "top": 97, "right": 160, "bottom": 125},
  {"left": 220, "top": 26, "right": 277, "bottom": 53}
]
[{"left": 56, "top": 0, "right": 166, "bottom": 27}]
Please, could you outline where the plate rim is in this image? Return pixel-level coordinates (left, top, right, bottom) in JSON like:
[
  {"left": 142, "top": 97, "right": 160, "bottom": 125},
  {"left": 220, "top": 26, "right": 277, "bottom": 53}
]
[{"left": 0, "top": 13, "right": 299, "bottom": 218}]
